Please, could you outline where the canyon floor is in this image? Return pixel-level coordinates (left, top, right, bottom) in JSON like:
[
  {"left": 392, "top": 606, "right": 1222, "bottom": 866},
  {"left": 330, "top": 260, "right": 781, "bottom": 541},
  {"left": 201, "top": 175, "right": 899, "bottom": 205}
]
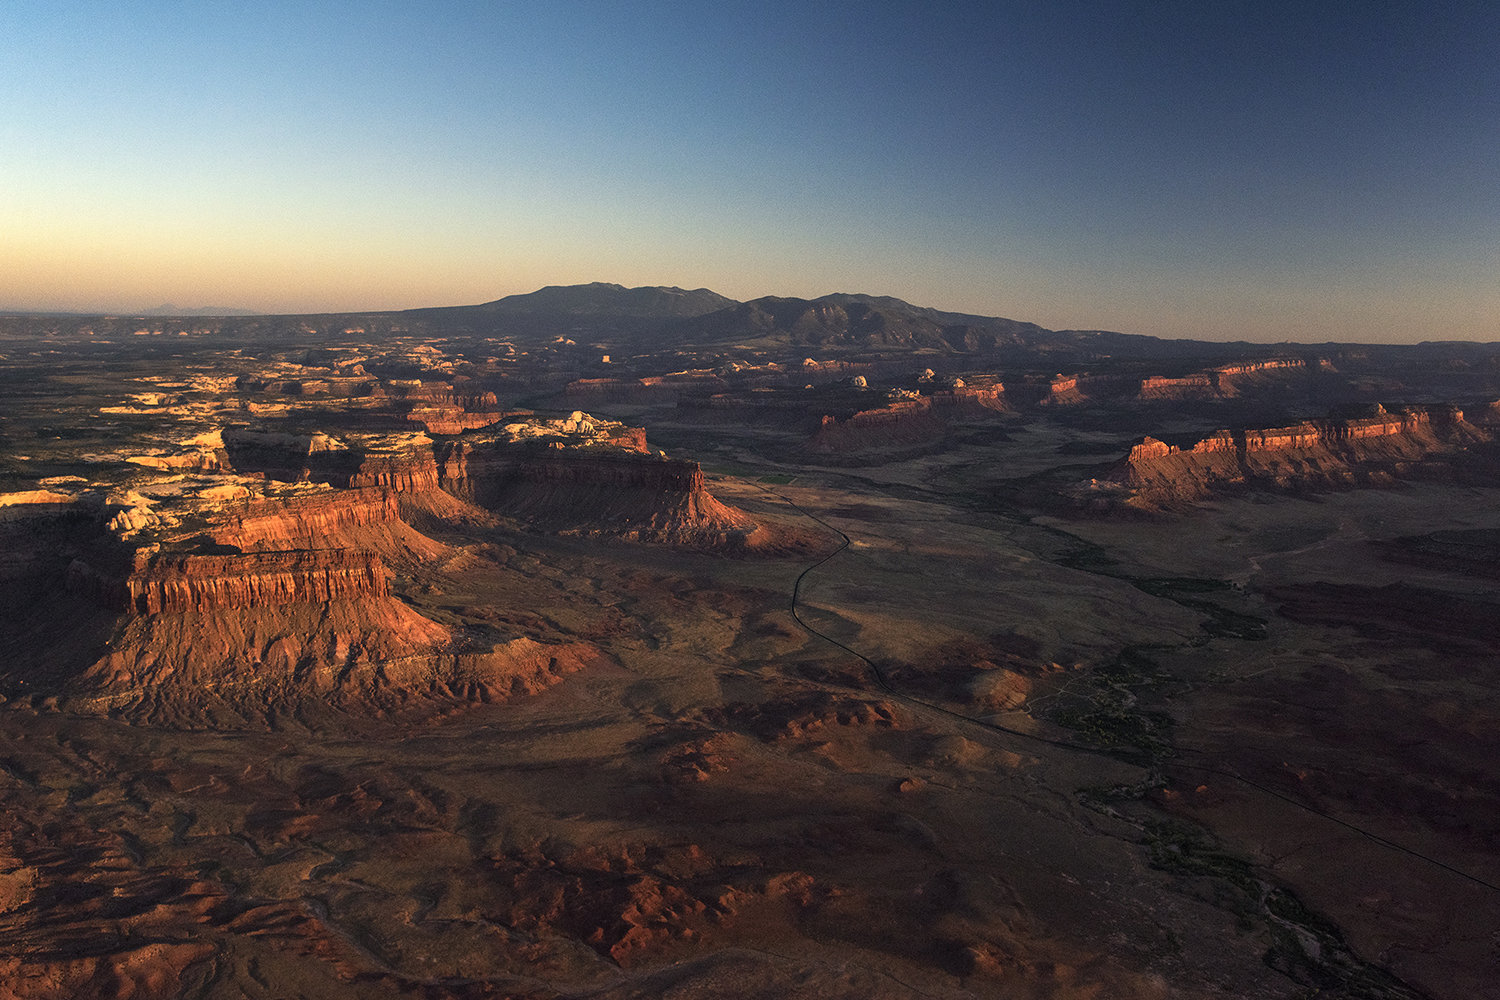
[{"left": 1, "top": 329, "right": 1498, "bottom": 998}]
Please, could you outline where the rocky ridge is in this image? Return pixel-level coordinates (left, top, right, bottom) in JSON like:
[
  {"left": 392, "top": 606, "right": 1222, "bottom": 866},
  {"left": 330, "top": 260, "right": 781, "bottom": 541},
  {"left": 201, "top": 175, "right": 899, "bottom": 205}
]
[
  {"left": 0, "top": 472, "right": 596, "bottom": 723},
  {"left": 806, "top": 401, "right": 949, "bottom": 456},
  {"left": 1082, "top": 404, "right": 1492, "bottom": 511},
  {"left": 0, "top": 397, "right": 763, "bottom": 722}
]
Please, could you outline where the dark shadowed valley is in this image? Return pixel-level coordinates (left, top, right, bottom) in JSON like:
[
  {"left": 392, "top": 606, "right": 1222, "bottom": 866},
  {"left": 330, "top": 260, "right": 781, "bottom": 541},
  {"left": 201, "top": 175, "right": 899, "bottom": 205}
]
[{"left": 2, "top": 284, "right": 1499, "bottom": 999}]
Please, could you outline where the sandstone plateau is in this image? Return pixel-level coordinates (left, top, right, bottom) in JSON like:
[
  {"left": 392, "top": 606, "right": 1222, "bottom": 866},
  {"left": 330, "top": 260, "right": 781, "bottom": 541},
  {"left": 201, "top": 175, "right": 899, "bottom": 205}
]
[
  {"left": 1082, "top": 404, "right": 1494, "bottom": 511},
  {"left": 1, "top": 312, "right": 1498, "bottom": 999}
]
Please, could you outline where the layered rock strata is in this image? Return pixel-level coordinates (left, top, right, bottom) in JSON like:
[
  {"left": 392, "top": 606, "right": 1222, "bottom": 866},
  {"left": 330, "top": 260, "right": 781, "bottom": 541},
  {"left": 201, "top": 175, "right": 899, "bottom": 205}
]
[
  {"left": 1090, "top": 405, "right": 1489, "bottom": 510},
  {"left": 33, "top": 485, "right": 605, "bottom": 724},
  {"left": 1039, "top": 375, "right": 1089, "bottom": 406},
  {"left": 928, "top": 383, "right": 1010, "bottom": 415},
  {"left": 404, "top": 407, "right": 506, "bottom": 434},
  {"left": 564, "top": 372, "right": 728, "bottom": 404},
  {"left": 1135, "top": 359, "right": 1314, "bottom": 401},
  {"left": 1136, "top": 374, "right": 1218, "bottom": 401},
  {"left": 806, "top": 400, "right": 948, "bottom": 455},
  {"left": 91, "top": 548, "right": 389, "bottom": 615},
  {"left": 197, "top": 487, "right": 451, "bottom": 564},
  {"left": 444, "top": 445, "right": 760, "bottom": 547}
]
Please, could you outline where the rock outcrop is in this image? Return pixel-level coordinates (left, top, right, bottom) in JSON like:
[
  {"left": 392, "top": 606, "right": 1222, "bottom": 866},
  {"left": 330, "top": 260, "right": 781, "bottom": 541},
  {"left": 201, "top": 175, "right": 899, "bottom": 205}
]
[
  {"left": 1089, "top": 405, "right": 1490, "bottom": 510},
  {"left": 445, "top": 445, "right": 760, "bottom": 547},
  {"left": 1039, "top": 375, "right": 1089, "bottom": 406},
  {"left": 17, "top": 482, "right": 608, "bottom": 725},
  {"left": 806, "top": 400, "right": 948, "bottom": 455},
  {"left": 928, "top": 383, "right": 1010, "bottom": 415},
  {"left": 72, "top": 591, "right": 606, "bottom": 725},
  {"left": 223, "top": 430, "right": 487, "bottom": 523},
  {"left": 387, "top": 384, "right": 508, "bottom": 434},
  {"left": 1135, "top": 359, "right": 1315, "bottom": 401},
  {"left": 404, "top": 407, "right": 507, "bottom": 434},
  {"left": 346, "top": 451, "right": 443, "bottom": 493},
  {"left": 564, "top": 372, "right": 728, "bottom": 404},
  {"left": 195, "top": 487, "right": 450, "bottom": 565},
  {"left": 1136, "top": 374, "right": 1219, "bottom": 402},
  {"left": 88, "top": 548, "right": 389, "bottom": 616}
]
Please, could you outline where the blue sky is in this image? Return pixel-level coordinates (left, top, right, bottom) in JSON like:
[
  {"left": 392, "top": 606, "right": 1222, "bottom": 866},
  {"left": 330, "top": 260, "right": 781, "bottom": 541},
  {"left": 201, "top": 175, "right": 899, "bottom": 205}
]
[{"left": 2, "top": 1, "right": 1496, "bottom": 342}]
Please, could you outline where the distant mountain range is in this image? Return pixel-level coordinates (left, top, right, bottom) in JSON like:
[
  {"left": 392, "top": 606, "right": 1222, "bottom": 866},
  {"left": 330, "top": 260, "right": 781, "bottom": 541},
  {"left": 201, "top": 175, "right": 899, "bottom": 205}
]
[
  {"left": 8, "top": 284, "right": 1498, "bottom": 360},
  {"left": 410, "top": 283, "right": 1063, "bottom": 352},
  {"left": 407, "top": 283, "right": 1297, "bottom": 359},
  {"left": 477, "top": 282, "right": 736, "bottom": 319}
]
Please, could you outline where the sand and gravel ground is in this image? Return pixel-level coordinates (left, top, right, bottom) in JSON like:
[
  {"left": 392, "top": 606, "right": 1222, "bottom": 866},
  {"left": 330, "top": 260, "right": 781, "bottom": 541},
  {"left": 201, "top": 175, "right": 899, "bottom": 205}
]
[{"left": 3, "top": 351, "right": 1499, "bottom": 998}]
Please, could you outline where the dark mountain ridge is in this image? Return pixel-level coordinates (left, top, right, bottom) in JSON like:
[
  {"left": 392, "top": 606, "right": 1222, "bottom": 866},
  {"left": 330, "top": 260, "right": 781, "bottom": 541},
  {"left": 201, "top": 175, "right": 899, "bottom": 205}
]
[
  {"left": 476, "top": 282, "right": 736, "bottom": 318},
  {"left": 661, "top": 293, "right": 1052, "bottom": 352},
  {"left": 4, "top": 283, "right": 1499, "bottom": 365}
]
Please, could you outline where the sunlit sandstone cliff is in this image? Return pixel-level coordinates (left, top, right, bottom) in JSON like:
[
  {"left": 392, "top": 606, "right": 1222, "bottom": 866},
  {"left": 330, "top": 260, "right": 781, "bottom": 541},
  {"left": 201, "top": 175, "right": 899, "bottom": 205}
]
[
  {"left": 928, "top": 382, "right": 1010, "bottom": 415},
  {"left": 564, "top": 371, "right": 729, "bottom": 404},
  {"left": 219, "top": 409, "right": 745, "bottom": 544},
  {"left": 82, "top": 548, "right": 389, "bottom": 616},
  {"left": 0, "top": 400, "right": 767, "bottom": 722},
  {"left": 1135, "top": 359, "right": 1317, "bottom": 401},
  {"left": 442, "top": 444, "right": 760, "bottom": 547},
  {"left": 0, "top": 477, "right": 602, "bottom": 725},
  {"left": 1088, "top": 405, "right": 1491, "bottom": 510},
  {"left": 806, "top": 400, "right": 948, "bottom": 455}
]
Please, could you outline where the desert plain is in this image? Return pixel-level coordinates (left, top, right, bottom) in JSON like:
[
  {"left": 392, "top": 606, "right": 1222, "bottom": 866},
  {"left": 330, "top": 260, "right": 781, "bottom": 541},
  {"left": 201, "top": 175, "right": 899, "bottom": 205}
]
[{"left": 0, "top": 289, "right": 1497, "bottom": 999}]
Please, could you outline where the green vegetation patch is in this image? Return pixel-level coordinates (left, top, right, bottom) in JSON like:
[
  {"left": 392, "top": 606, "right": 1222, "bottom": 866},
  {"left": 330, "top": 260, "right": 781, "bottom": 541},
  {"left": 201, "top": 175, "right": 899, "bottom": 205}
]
[
  {"left": 1131, "top": 578, "right": 1268, "bottom": 641},
  {"left": 1045, "top": 646, "right": 1177, "bottom": 763},
  {"left": 1142, "top": 821, "right": 1426, "bottom": 999},
  {"left": 1132, "top": 577, "right": 1234, "bottom": 596},
  {"left": 1144, "top": 819, "right": 1260, "bottom": 895}
]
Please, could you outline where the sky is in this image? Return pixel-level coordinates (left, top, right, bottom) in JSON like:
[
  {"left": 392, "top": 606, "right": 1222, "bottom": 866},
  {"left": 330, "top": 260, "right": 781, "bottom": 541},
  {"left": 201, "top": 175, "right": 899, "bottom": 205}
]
[{"left": 1, "top": 1, "right": 1496, "bottom": 343}]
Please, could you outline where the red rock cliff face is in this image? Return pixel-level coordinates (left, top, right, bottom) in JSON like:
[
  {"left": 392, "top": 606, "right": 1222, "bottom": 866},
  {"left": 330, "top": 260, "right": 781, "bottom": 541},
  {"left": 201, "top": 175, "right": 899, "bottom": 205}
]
[
  {"left": 1213, "top": 359, "right": 1306, "bottom": 397},
  {"left": 435, "top": 441, "right": 507, "bottom": 506},
  {"left": 806, "top": 400, "right": 946, "bottom": 454},
  {"left": 391, "top": 387, "right": 506, "bottom": 435},
  {"left": 208, "top": 488, "right": 400, "bottom": 550},
  {"left": 46, "top": 489, "right": 597, "bottom": 725},
  {"left": 1135, "top": 360, "right": 1312, "bottom": 402},
  {"left": 1101, "top": 406, "right": 1489, "bottom": 509},
  {"left": 113, "top": 549, "right": 388, "bottom": 615},
  {"left": 800, "top": 360, "right": 874, "bottom": 381},
  {"left": 197, "top": 486, "right": 454, "bottom": 565},
  {"left": 406, "top": 408, "right": 507, "bottom": 434},
  {"left": 1137, "top": 375, "right": 1218, "bottom": 401},
  {"left": 394, "top": 387, "right": 499, "bottom": 409},
  {"left": 929, "top": 385, "right": 1010, "bottom": 415},
  {"left": 63, "top": 488, "right": 436, "bottom": 613},
  {"left": 1038, "top": 376, "right": 1091, "bottom": 406},
  {"left": 442, "top": 444, "right": 758, "bottom": 546},
  {"left": 516, "top": 455, "right": 707, "bottom": 493},
  {"left": 348, "top": 452, "right": 443, "bottom": 493},
  {"left": 594, "top": 425, "right": 650, "bottom": 452},
  {"left": 345, "top": 448, "right": 485, "bottom": 521}
]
